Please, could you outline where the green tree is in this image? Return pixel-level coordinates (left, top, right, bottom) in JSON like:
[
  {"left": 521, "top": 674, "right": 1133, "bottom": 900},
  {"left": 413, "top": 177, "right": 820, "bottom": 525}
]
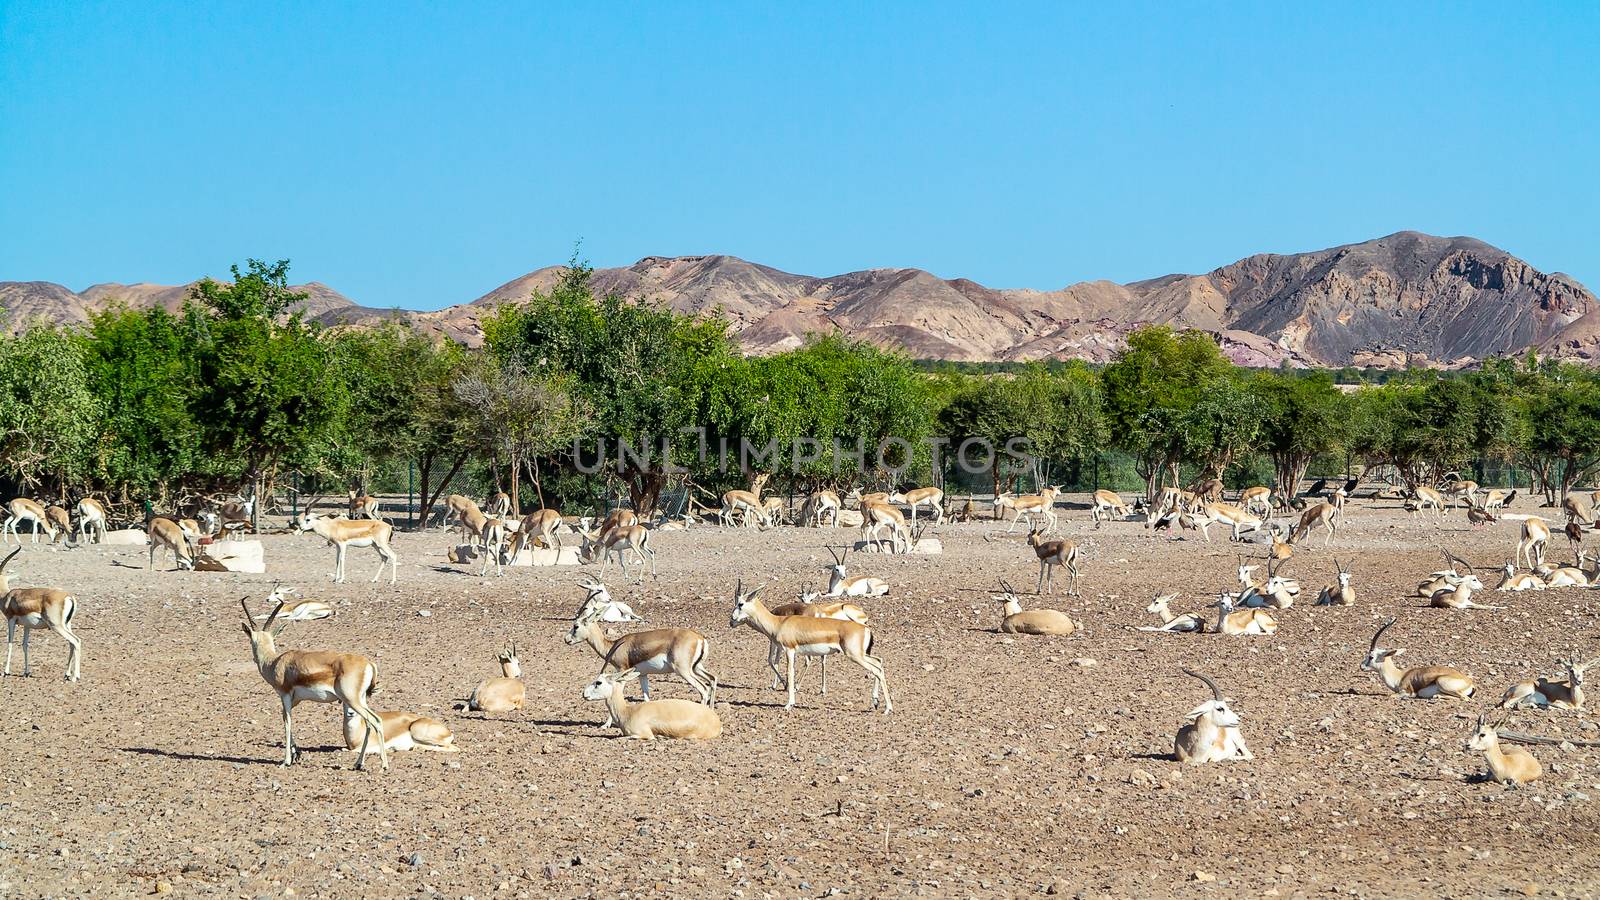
[
  {"left": 0, "top": 327, "right": 99, "bottom": 492},
  {"left": 453, "top": 355, "right": 587, "bottom": 513},
  {"left": 1253, "top": 371, "right": 1348, "bottom": 501}
]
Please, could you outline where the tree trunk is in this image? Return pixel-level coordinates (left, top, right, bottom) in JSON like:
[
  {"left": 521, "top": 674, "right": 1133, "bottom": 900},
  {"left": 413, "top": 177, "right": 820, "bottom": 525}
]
[
  {"left": 527, "top": 457, "right": 546, "bottom": 510},
  {"left": 625, "top": 466, "right": 665, "bottom": 518},
  {"left": 507, "top": 450, "right": 521, "bottom": 518}
]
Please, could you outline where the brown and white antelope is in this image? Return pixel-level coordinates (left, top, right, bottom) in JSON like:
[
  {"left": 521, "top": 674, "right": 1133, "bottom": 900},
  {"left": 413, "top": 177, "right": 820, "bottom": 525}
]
[
  {"left": 1211, "top": 593, "right": 1277, "bottom": 635},
  {"left": 1287, "top": 501, "right": 1338, "bottom": 547},
  {"left": 1499, "top": 653, "right": 1593, "bottom": 711},
  {"left": 1027, "top": 526, "right": 1080, "bottom": 595},
  {"left": 1138, "top": 593, "right": 1207, "bottom": 633},
  {"left": 1313, "top": 558, "right": 1356, "bottom": 606},
  {"left": 992, "top": 578, "right": 1078, "bottom": 635},
  {"left": 999, "top": 486, "right": 1061, "bottom": 533},
  {"left": 1468, "top": 716, "right": 1541, "bottom": 785},
  {"left": 344, "top": 707, "right": 459, "bottom": 755},
  {"left": 1516, "top": 516, "right": 1551, "bottom": 568},
  {"left": 579, "top": 523, "right": 656, "bottom": 579},
  {"left": 1, "top": 547, "right": 81, "bottom": 681},
  {"left": 860, "top": 499, "right": 910, "bottom": 554},
  {"left": 769, "top": 588, "right": 871, "bottom": 695},
  {"left": 1428, "top": 553, "right": 1502, "bottom": 609},
  {"left": 824, "top": 545, "right": 889, "bottom": 597},
  {"left": 1238, "top": 486, "right": 1272, "bottom": 516},
  {"left": 1201, "top": 502, "right": 1265, "bottom": 541},
  {"left": 564, "top": 607, "right": 716, "bottom": 724},
  {"left": 728, "top": 580, "right": 890, "bottom": 713},
  {"left": 240, "top": 595, "right": 388, "bottom": 770},
  {"left": 1543, "top": 551, "right": 1595, "bottom": 588},
  {"left": 889, "top": 486, "right": 945, "bottom": 525},
  {"left": 720, "top": 473, "right": 772, "bottom": 528},
  {"left": 1362, "top": 618, "right": 1475, "bottom": 700},
  {"left": 147, "top": 516, "right": 195, "bottom": 571},
  {"left": 44, "top": 506, "right": 71, "bottom": 544},
  {"left": 507, "top": 508, "right": 564, "bottom": 558},
  {"left": 347, "top": 489, "right": 381, "bottom": 521},
  {"left": 1090, "top": 489, "right": 1132, "bottom": 526},
  {"left": 1411, "top": 485, "right": 1446, "bottom": 519},
  {"left": 1483, "top": 488, "right": 1516, "bottom": 511},
  {"left": 582, "top": 669, "right": 722, "bottom": 740},
  {"left": 466, "top": 644, "right": 527, "bottom": 713},
  {"left": 1173, "top": 669, "right": 1252, "bottom": 764},
  {"left": 1495, "top": 562, "right": 1545, "bottom": 592},
  {"left": 1443, "top": 479, "right": 1481, "bottom": 509},
  {"left": 2, "top": 498, "right": 55, "bottom": 544},
  {"left": 294, "top": 512, "right": 399, "bottom": 584},
  {"left": 75, "top": 498, "right": 107, "bottom": 544},
  {"left": 801, "top": 490, "right": 842, "bottom": 527},
  {"left": 484, "top": 491, "right": 512, "bottom": 519},
  {"left": 442, "top": 493, "right": 481, "bottom": 530}
]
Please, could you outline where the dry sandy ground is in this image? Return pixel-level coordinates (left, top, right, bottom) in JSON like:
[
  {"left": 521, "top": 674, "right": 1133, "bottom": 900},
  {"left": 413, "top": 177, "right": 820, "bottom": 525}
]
[{"left": 3, "top": 495, "right": 1600, "bottom": 898}]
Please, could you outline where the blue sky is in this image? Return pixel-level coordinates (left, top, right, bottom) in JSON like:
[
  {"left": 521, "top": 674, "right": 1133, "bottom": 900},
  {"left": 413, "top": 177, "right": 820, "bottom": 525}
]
[{"left": 2, "top": 2, "right": 1596, "bottom": 310}]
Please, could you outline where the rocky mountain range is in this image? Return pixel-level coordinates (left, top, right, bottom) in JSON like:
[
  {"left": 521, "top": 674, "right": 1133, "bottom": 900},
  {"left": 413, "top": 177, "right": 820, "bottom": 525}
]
[{"left": 5, "top": 231, "right": 1594, "bottom": 368}]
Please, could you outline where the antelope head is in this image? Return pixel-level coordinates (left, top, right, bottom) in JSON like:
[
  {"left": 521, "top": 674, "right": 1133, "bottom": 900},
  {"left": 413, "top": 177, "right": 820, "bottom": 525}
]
[
  {"left": 1362, "top": 618, "right": 1403, "bottom": 672},
  {"left": 728, "top": 578, "right": 764, "bottom": 627},
  {"left": 1181, "top": 669, "right": 1239, "bottom": 727}
]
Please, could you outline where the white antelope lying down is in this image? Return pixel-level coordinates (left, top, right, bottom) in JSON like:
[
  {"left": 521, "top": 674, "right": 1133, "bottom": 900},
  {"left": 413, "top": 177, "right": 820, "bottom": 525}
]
[
  {"left": 344, "top": 707, "right": 459, "bottom": 755},
  {"left": 1362, "top": 618, "right": 1475, "bottom": 700},
  {"left": 583, "top": 669, "right": 722, "bottom": 740},
  {"left": 1138, "top": 593, "right": 1206, "bottom": 633},
  {"left": 1173, "top": 669, "right": 1251, "bottom": 764},
  {"left": 1211, "top": 593, "right": 1277, "bottom": 635}
]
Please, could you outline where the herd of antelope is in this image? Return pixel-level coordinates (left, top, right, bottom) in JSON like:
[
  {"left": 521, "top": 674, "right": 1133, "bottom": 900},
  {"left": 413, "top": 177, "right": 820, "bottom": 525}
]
[{"left": 3, "top": 474, "right": 1596, "bottom": 785}]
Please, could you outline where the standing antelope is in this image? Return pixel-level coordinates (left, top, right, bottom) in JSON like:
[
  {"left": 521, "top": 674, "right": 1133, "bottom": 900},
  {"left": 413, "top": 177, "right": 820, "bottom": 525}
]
[
  {"left": 768, "top": 589, "right": 870, "bottom": 695},
  {"left": 564, "top": 607, "right": 717, "bottom": 724},
  {"left": 824, "top": 545, "right": 889, "bottom": 597},
  {"left": 729, "top": 580, "right": 890, "bottom": 713},
  {"left": 443, "top": 493, "right": 481, "bottom": 530},
  {"left": 1499, "top": 653, "right": 1594, "bottom": 711},
  {"left": 582, "top": 670, "right": 722, "bottom": 741},
  {"left": 294, "top": 512, "right": 399, "bottom": 584},
  {"left": 1090, "top": 489, "right": 1132, "bottom": 526},
  {"left": 240, "top": 596, "right": 388, "bottom": 770},
  {"left": 1138, "top": 593, "right": 1207, "bottom": 633},
  {"left": 1411, "top": 485, "right": 1446, "bottom": 519},
  {"left": 1173, "top": 669, "right": 1252, "bottom": 764},
  {"left": 992, "top": 578, "right": 1078, "bottom": 635},
  {"left": 1444, "top": 479, "right": 1481, "bottom": 509},
  {"left": 1027, "top": 526, "right": 1080, "bottom": 595},
  {"left": 720, "top": 473, "right": 772, "bottom": 528},
  {"left": 1202, "top": 502, "right": 1265, "bottom": 541},
  {"left": 1517, "top": 516, "right": 1551, "bottom": 568},
  {"left": 1211, "top": 593, "right": 1277, "bottom": 635},
  {"left": 860, "top": 499, "right": 910, "bottom": 554},
  {"left": 1468, "top": 716, "right": 1542, "bottom": 786},
  {"left": 1483, "top": 488, "right": 1516, "bottom": 511},
  {"left": 75, "top": 498, "right": 107, "bottom": 544},
  {"left": 347, "top": 490, "right": 381, "bottom": 521},
  {"left": 1, "top": 547, "right": 82, "bottom": 680},
  {"left": 1000, "top": 486, "right": 1061, "bottom": 533},
  {"left": 1313, "top": 559, "right": 1356, "bottom": 606},
  {"left": 579, "top": 524, "right": 656, "bottom": 579},
  {"left": 485, "top": 491, "right": 512, "bottom": 519},
  {"left": 44, "top": 506, "right": 71, "bottom": 544},
  {"left": 1362, "top": 618, "right": 1475, "bottom": 700},
  {"left": 801, "top": 490, "right": 842, "bottom": 527},
  {"left": 344, "top": 707, "right": 459, "bottom": 755},
  {"left": 1238, "top": 486, "right": 1272, "bottom": 516},
  {"left": 507, "top": 508, "right": 564, "bottom": 558},
  {"left": 3, "top": 498, "right": 56, "bottom": 544},
  {"left": 890, "top": 486, "right": 945, "bottom": 525},
  {"left": 147, "top": 516, "right": 194, "bottom": 571},
  {"left": 467, "top": 644, "right": 527, "bottom": 713},
  {"left": 1287, "top": 501, "right": 1338, "bottom": 547}
]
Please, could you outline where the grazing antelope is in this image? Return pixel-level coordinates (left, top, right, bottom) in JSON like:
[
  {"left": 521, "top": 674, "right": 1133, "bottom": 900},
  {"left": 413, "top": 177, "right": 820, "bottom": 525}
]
[
  {"left": 1211, "top": 593, "right": 1278, "bottom": 635},
  {"left": 1138, "top": 593, "right": 1207, "bottom": 633},
  {"left": 75, "top": 498, "right": 107, "bottom": 544},
  {"left": 443, "top": 493, "right": 481, "bottom": 530},
  {"left": 768, "top": 589, "right": 870, "bottom": 695},
  {"left": 1495, "top": 562, "right": 1544, "bottom": 592},
  {"left": 759, "top": 496, "right": 788, "bottom": 526},
  {"left": 1239, "top": 486, "right": 1272, "bottom": 516},
  {"left": 1483, "top": 488, "right": 1516, "bottom": 511},
  {"left": 1189, "top": 478, "right": 1224, "bottom": 505},
  {"left": 344, "top": 707, "right": 459, "bottom": 755},
  {"left": 1313, "top": 558, "right": 1356, "bottom": 607},
  {"left": 999, "top": 486, "right": 1061, "bottom": 533},
  {"left": 147, "top": 516, "right": 195, "bottom": 571},
  {"left": 1287, "top": 501, "right": 1338, "bottom": 547},
  {"left": 485, "top": 491, "right": 512, "bottom": 519},
  {"left": 720, "top": 473, "right": 772, "bottom": 528},
  {"left": 467, "top": 644, "right": 527, "bottom": 713},
  {"left": 1468, "top": 716, "right": 1541, "bottom": 786},
  {"left": 1411, "top": 485, "right": 1446, "bottom": 519},
  {"left": 801, "top": 490, "right": 842, "bottom": 527},
  {"left": 240, "top": 596, "right": 387, "bottom": 770},
  {"left": 992, "top": 578, "right": 1078, "bottom": 635},
  {"left": 1444, "top": 479, "right": 1481, "bottom": 509},
  {"left": 1173, "top": 669, "right": 1252, "bottom": 764},
  {"left": 1, "top": 547, "right": 82, "bottom": 680},
  {"left": 507, "top": 507, "right": 564, "bottom": 558},
  {"left": 564, "top": 607, "right": 716, "bottom": 724},
  {"left": 1202, "top": 502, "right": 1264, "bottom": 541},
  {"left": 3, "top": 498, "right": 56, "bottom": 544},
  {"left": 1500, "top": 653, "right": 1594, "bottom": 711},
  {"left": 583, "top": 670, "right": 722, "bottom": 741},
  {"left": 579, "top": 524, "right": 656, "bottom": 579},
  {"left": 1362, "top": 618, "right": 1475, "bottom": 700},
  {"left": 347, "top": 490, "right": 381, "bottom": 521},
  {"left": 824, "top": 545, "right": 889, "bottom": 597},
  {"left": 1090, "top": 489, "right": 1132, "bottom": 526},
  {"left": 729, "top": 580, "right": 890, "bottom": 713},
  {"left": 44, "top": 506, "right": 71, "bottom": 544},
  {"left": 860, "top": 499, "right": 910, "bottom": 554},
  {"left": 294, "top": 512, "right": 399, "bottom": 584},
  {"left": 889, "top": 486, "right": 945, "bottom": 525},
  {"left": 1517, "top": 516, "right": 1551, "bottom": 569},
  {"left": 1027, "top": 526, "right": 1080, "bottom": 595}
]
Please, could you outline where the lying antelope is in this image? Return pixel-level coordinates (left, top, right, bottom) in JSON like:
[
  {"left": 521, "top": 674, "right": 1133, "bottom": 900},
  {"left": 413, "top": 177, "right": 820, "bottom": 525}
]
[
  {"left": 1496, "top": 562, "right": 1545, "bottom": 592},
  {"left": 252, "top": 585, "right": 334, "bottom": 623},
  {"left": 565, "top": 607, "right": 716, "bottom": 725},
  {"left": 295, "top": 512, "right": 399, "bottom": 584},
  {"left": 575, "top": 578, "right": 645, "bottom": 623},
  {"left": 992, "top": 578, "right": 1078, "bottom": 635},
  {"left": 1090, "top": 489, "right": 1132, "bottom": 526},
  {"left": 1, "top": 547, "right": 82, "bottom": 681},
  {"left": 1287, "top": 501, "right": 1338, "bottom": 547},
  {"left": 729, "top": 580, "right": 890, "bottom": 713},
  {"left": 1428, "top": 553, "right": 1502, "bottom": 609},
  {"left": 1027, "top": 526, "right": 1080, "bottom": 594},
  {"left": 1240, "top": 556, "right": 1297, "bottom": 610},
  {"left": 1499, "top": 653, "right": 1594, "bottom": 711},
  {"left": 3, "top": 498, "right": 56, "bottom": 544},
  {"left": 1468, "top": 716, "right": 1541, "bottom": 786},
  {"left": 824, "top": 545, "right": 889, "bottom": 597},
  {"left": 1211, "top": 593, "right": 1277, "bottom": 635},
  {"left": 890, "top": 486, "right": 945, "bottom": 525},
  {"left": 240, "top": 596, "right": 388, "bottom": 770},
  {"left": 583, "top": 670, "right": 722, "bottom": 741},
  {"left": 1543, "top": 551, "right": 1595, "bottom": 588},
  {"left": 1313, "top": 558, "right": 1356, "bottom": 606},
  {"left": 147, "top": 516, "right": 195, "bottom": 571},
  {"left": 467, "top": 644, "right": 526, "bottom": 713},
  {"left": 1362, "top": 618, "right": 1475, "bottom": 700},
  {"left": 76, "top": 498, "right": 107, "bottom": 544},
  {"left": 1138, "top": 593, "right": 1207, "bottom": 633},
  {"left": 344, "top": 707, "right": 459, "bottom": 755},
  {"left": 1173, "top": 669, "right": 1251, "bottom": 764},
  {"left": 579, "top": 524, "right": 657, "bottom": 579}
]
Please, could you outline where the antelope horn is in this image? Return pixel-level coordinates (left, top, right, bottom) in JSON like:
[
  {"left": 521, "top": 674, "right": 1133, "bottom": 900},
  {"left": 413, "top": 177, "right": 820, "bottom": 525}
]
[
  {"left": 1447, "top": 549, "right": 1476, "bottom": 575},
  {"left": 0, "top": 546, "right": 18, "bottom": 574},
  {"left": 999, "top": 577, "right": 1017, "bottom": 596},
  {"left": 239, "top": 596, "right": 255, "bottom": 623},
  {"left": 1370, "top": 617, "right": 1396, "bottom": 652},
  {"left": 263, "top": 598, "right": 288, "bottom": 631},
  {"left": 827, "top": 545, "right": 843, "bottom": 566},
  {"left": 1182, "top": 668, "right": 1223, "bottom": 701}
]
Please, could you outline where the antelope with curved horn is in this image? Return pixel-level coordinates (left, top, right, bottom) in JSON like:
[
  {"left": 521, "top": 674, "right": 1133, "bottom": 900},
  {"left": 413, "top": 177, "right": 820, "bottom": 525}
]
[
  {"left": 1138, "top": 593, "right": 1207, "bottom": 633},
  {"left": 1361, "top": 618, "right": 1475, "bottom": 700},
  {"left": 1499, "top": 653, "right": 1596, "bottom": 711},
  {"left": 294, "top": 511, "right": 399, "bottom": 584},
  {"left": 1, "top": 547, "right": 82, "bottom": 681},
  {"left": 1173, "top": 669, "right": 1252, "bottom": 764},
  {"left": 1211, "top": 593, "right": 1277, "bottom": 635},
  {"left": 564, "top": 606, "right": 716, "bottom": 726},
  {"left": 728, "top": 579, "right": 890, "bottom": 713},
  {"left": 889, "top": 486, "right": 945, "bottom": 525},
  {"left": 147, "top": 516, "right": 195, "bottom": 571},
  {"left": 1313, "top": 558, "right": 1356, "bottom": 607},
  {"left": 344, "top": 707, "right": 459, "bottom": 755},
  {"left": 768, "top": 587, "right": 870, "bottom": 696},
  {"left": 2, "top": 498, "right": 56, "bottom": 544},
  {"left": 582, "top": 669, "right": 722, "bottom": 741},
  {"left": 1468, "top": 715, "right": 1541, "bottom": 786},
  {"left": 251, "top": 585, "right": 334, "bottom": 623},
  {"left": 824, "top": 545, "right": 889, "bottom": 597},
  {"left": 992, "top": 578, "right": 1078, "bottom": 635},
  {"left": 466, "top": 644, "right": 526, "bottom": 713},
  {"left": 239, "top": 596, "right": 388, "bottom": 770},
  {"left": 1241, "top": 555, "right": 1298, "bottom": 610},
  {"left": 1429, "top": 552, "right": 1502, "bottom": 609}
]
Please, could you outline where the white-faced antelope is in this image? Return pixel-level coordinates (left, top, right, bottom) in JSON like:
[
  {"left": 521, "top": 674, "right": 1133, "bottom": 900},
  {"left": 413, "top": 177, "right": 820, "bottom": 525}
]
[
  {"left": 1138, "top": 593, "right": 1207, "bottom": 633},
  {"left": 1468, "top": 715, "right": 1541, "bottom": 786},
  {"left": 574, "top": 577, "right": 646, "bottom": 623},
  {"left": 582, "top": 670, "right": 722, "bottom": 741},
  {"left": 1313, "top": 558, "right": 1356, "bottom": 606},
  {"left": 1, "top": 547, "right": 82, "bottom": 680},
  {"left": 1362, "top": 618, "right": 1475, "bottom": 700},
  {"left": 1211, "top": 593, "right": 1278, "bottom": 635},
  {"left": 1499, "top": 653, "right": 1594, "bottom": 711},
  {"left": 728, "top": 580, "right": 890, "bottom": 713},
  {"left": 992, "top": 578, "right": 1078, "bottom": 635},
  {"left": 1428, "top": 552, "right": 1502, "bottom": 609},
  {"left": 824, "top": 545, "right": 889, "bottom": 597},
  {"left": 1495, "top": 562, "right": 1545, "bottom": 592},
  {"left": 294, "top": 512, "right": 399, "bottom": 584},
  {"left": 1173, "top": 669, "right": 1252, "bottom": 764}
]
